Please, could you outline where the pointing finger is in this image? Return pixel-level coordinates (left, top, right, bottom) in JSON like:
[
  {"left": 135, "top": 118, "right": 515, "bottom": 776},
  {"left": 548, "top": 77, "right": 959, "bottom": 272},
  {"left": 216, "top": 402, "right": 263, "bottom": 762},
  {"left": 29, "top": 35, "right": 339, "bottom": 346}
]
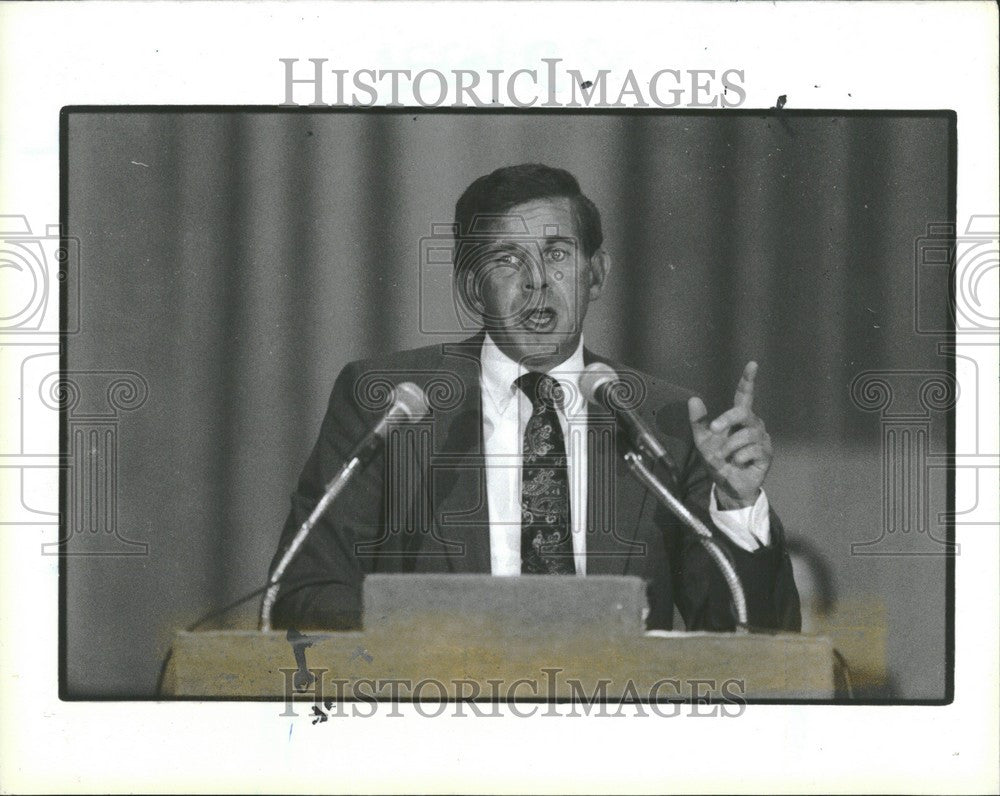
[{"left": 733, "top": 361, "right": 758, "bottom": 410}]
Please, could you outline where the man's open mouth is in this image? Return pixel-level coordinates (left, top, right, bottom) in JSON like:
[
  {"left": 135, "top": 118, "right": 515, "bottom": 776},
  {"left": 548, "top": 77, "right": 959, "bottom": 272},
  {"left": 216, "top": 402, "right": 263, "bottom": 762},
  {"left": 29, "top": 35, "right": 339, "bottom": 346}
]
[{"left": 520, "top": 307, "right": 558, "bottom": 332}]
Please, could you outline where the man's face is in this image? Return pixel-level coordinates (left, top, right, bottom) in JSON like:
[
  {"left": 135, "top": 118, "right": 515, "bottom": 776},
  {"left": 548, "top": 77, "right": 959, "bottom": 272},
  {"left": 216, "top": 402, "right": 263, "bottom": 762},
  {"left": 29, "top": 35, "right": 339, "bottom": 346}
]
[{"left": 460, "top": 196, "right": 610, "bottom": 369}]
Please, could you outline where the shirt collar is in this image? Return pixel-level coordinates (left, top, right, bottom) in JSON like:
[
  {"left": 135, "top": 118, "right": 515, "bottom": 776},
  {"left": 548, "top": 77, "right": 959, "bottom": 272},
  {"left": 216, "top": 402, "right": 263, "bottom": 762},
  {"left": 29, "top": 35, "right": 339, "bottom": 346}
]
[{"left": 480, "top": 332, "right": 586, "bottom": 416}]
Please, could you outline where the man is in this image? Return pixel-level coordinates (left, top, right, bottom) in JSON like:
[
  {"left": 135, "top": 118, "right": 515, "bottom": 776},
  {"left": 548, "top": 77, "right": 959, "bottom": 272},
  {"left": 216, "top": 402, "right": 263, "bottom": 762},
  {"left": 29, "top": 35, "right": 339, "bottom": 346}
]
[{"left": 269, "top": 163, "right": 800, "bottom": 632}]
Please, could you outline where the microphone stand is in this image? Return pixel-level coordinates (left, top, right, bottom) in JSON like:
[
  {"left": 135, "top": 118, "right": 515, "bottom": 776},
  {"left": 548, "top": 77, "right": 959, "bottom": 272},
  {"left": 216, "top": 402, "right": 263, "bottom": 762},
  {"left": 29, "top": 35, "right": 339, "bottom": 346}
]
[
  {"left": 622, "top": 450, "right": 749, "bottom": 632},
  {"left": 258, "top": 382, "right": 429, "bottom": 632},
  {"left": 259, "top": 456, "right": 363, "bottom": 632}
]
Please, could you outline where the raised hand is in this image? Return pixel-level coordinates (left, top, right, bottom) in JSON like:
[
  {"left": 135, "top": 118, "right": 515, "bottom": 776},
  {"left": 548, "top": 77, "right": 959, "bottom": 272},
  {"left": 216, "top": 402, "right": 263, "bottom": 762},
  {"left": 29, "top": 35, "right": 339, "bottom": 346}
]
[{"left": 687, "top": 361, "right": 773, "bottom": 509}]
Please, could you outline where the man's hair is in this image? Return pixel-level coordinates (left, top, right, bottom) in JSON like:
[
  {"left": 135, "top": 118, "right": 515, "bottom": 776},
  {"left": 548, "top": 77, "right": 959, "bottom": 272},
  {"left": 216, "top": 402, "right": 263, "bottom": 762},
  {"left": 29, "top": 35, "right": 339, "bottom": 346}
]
[{"left": 453, "top": 163, "right": 604, "bottom": 258}]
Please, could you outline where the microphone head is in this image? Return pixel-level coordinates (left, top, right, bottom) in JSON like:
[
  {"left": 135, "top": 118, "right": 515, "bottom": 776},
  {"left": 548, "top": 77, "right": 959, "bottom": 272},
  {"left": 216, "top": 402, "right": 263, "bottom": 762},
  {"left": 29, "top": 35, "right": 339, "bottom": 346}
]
[
  {"left": 580, "top": 362, "right": 620, "bottom": 404},
  {"left": 391, "top": 381, "right": 431, "bottom": 421}
]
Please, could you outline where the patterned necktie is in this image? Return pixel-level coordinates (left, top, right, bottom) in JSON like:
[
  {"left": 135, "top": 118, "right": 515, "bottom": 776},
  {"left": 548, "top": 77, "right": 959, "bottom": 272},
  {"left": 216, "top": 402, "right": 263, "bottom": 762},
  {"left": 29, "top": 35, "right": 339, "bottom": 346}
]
[{"left": 516, "top": 371, "right": 574, "bottom": 575}]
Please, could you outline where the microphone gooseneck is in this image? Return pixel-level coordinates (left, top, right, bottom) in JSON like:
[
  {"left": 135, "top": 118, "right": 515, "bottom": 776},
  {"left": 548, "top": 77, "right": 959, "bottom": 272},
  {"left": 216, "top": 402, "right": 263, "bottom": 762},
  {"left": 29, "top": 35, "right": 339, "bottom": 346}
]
[
  {"left": 623, "top": 451, "right": 749, "bottom": 630},
  {"left": 581, "top": 363, "right": 748, "bottom": 630},
  {"left": 259, "top": 381, "right": 430, "bottom": 631}
]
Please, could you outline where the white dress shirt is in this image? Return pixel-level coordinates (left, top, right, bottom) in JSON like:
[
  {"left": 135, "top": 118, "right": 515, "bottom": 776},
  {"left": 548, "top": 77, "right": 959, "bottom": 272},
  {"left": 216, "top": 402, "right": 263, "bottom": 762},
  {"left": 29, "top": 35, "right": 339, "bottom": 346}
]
[{"left": 479, "top": 333, "right": 771, "bottom": 576}]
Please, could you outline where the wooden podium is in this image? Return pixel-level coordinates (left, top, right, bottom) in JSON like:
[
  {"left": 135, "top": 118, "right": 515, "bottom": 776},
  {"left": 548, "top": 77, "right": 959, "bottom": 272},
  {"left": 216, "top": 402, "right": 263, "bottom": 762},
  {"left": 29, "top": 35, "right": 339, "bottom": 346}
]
[{"left": 164, "top": 575, "right": 835, "bottom": 700}]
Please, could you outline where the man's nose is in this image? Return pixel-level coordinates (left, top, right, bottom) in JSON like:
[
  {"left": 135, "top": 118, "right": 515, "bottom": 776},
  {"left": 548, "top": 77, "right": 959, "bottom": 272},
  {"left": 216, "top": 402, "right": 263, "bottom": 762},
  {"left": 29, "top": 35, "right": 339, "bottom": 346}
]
[{"left": 523, "top": 259, "right": 550, "bottom": 291}]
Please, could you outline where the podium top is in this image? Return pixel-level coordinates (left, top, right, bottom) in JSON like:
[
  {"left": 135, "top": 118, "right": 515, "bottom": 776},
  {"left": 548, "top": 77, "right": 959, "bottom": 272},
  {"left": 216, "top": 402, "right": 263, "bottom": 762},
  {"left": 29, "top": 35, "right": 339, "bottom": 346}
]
[{"left": 362, "top": 573, "right": 648, "bottom": 638}]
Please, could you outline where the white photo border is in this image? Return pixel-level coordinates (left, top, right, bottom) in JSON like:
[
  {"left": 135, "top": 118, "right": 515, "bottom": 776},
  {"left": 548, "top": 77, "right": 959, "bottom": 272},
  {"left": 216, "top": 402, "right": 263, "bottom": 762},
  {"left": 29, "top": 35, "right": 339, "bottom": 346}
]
[{"left": 0, "top": 2, "right": 997, "bottom": 793}]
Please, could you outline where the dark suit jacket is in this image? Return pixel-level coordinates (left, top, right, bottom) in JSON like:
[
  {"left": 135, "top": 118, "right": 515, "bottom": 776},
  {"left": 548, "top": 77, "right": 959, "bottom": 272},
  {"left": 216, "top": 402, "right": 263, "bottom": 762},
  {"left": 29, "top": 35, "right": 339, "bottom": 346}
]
[{"left": 270, "top": 332, "right": 801, "bottom": 632}]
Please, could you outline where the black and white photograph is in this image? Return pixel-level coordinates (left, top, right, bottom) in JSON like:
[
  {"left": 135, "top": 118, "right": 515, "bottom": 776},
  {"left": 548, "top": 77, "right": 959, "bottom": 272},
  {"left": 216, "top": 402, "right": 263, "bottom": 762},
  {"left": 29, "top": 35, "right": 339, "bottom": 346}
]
[
  {"left": 61, "top": 110, "right": 954, "bottom": 705},
  {"left": 1, "top": 2, "right": 996, "bottom": 793}
]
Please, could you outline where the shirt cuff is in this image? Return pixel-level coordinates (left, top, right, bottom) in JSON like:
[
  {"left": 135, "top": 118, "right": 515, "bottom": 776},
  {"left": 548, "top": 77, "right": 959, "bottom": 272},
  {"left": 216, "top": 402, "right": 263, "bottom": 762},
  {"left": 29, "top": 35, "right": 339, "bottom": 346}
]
[{"left": 708, "top": 485, "right": 772, "bottom": 552}]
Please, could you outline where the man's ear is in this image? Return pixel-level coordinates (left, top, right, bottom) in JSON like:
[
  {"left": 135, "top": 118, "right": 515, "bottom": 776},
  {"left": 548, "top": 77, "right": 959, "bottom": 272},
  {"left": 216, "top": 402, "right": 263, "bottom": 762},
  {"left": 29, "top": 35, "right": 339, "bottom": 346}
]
[{"left": 587, "top": 249, "right": 612, "bottom": 301}]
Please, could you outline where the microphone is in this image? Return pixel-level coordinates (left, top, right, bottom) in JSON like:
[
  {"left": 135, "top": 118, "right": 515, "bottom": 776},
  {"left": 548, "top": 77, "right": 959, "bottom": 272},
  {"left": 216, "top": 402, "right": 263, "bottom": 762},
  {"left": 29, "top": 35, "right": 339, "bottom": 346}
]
[
  {"left": 259, "top": 381, "right": 430, "bottom": 631},
  {"left": 580, "top": 363, "right": 671, "bottom": 466},
  {"left": 343, "top": 381, "right": 431, "bottom": 468}
]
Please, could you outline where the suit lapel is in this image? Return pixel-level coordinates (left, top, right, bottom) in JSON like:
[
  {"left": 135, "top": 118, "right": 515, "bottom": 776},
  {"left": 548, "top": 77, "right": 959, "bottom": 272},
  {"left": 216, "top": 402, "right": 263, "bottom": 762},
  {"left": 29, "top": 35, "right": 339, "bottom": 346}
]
[{"left": 426, "top": 335, "right": 492, "bottom": 574}]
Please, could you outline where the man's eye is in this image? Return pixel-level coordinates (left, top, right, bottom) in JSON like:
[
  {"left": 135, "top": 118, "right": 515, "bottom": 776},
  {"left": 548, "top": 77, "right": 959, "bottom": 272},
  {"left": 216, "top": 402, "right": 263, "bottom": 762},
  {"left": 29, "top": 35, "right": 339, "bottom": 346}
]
[
  {"left": 493, "top": 252, "right": 521, "bottom": 265},
  {"left": 546, "top": 248, "right": 569, "bottom": 262}
]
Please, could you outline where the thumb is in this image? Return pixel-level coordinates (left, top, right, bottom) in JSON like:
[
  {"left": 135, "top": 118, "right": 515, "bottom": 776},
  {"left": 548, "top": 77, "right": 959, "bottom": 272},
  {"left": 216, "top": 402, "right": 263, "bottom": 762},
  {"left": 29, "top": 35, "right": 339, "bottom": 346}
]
[{"left": 688, "top": 396, "right": 709, "bottom": 429}]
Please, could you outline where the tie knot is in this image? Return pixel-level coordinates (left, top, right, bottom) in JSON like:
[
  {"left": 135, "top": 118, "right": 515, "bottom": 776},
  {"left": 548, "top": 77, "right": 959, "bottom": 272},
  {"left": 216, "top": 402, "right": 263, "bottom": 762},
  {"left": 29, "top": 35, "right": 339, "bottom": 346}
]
[{"left": 515, "top": 371, "right": 566, "bottom": 410}]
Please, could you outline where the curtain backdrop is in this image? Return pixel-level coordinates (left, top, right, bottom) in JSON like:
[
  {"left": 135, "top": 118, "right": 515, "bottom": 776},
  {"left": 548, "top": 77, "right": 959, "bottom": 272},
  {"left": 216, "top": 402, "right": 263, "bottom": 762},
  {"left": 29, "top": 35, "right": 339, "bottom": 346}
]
[{"left": 64, "top": 111, "right": 952, "bottom": 697}]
